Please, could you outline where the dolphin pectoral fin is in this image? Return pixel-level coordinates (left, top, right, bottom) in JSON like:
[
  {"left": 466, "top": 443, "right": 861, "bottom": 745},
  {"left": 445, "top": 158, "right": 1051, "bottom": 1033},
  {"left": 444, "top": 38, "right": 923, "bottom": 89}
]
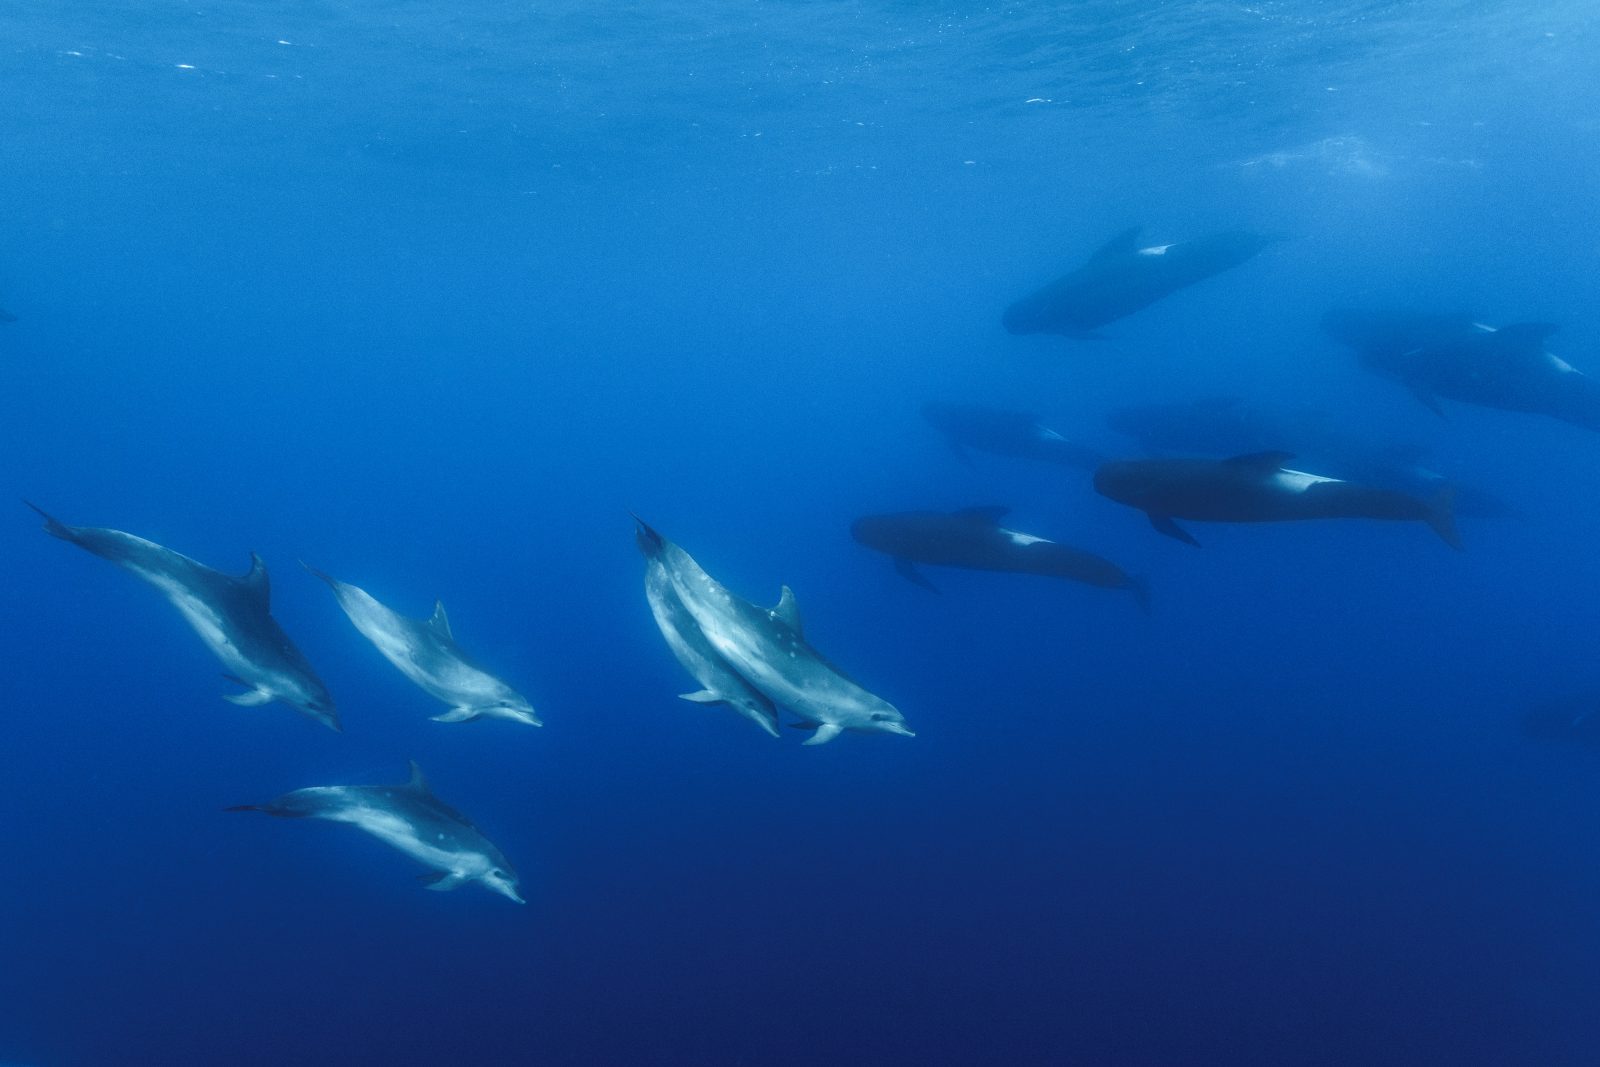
[
  {"left": 679, "top": 690, "right": 725, "bottom": 705},
  {"left": 802, "top": 723, "right": 845, "bottom": 746},
  {"left": 418, "top": 871, "right": 467, "bottom": 892},
  {"left": 223, "top": 688, "right": 274, "bottom": 707},
  {"left": 894, "top": 557, "right": 940, "bottom": 593},
  {"left": 431, "top": 706, "right": 482, "bottom": 723},
  {"left": 1148, "top": 514, "right": 1200, "bottom": 547}
]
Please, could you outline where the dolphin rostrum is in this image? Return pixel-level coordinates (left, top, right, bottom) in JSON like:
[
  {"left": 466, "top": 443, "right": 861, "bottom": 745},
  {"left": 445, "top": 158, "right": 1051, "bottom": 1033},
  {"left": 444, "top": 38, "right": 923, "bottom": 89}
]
[
  {"left": 638, "top": 529, "right": 779, "bottom": 737},
  {"left": 303, "top": 564, "right": 539, "bottom": 726},
  {"left": 634, "top": 517, "right": 913, "bottom": 746},
  {"left": 227, "top": 761, "right": 523, "bottom": 903},
  {"left": 26, "top": 502, "right": 338, "bottom": 730}
]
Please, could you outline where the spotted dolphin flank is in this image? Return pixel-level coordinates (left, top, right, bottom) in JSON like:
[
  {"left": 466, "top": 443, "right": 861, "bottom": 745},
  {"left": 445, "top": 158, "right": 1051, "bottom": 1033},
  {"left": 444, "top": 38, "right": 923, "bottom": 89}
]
[
  {"left": 634, "top": 517, "right": 913, "bottom": 745},
  {"left": 25, "top": 502, "right": 338, "bottom": 730},
  {"left": 1003, "top": 227, "right": 1278, "bottom": 339},
  {"left": 227, "top": 762, "right": 523, "bottom": 903},
  {"left": 637, "top": 527, "right": 779, "bottom": 737},
  {"left": 303, "top": 564, "right": 539, "bottom": 726}
]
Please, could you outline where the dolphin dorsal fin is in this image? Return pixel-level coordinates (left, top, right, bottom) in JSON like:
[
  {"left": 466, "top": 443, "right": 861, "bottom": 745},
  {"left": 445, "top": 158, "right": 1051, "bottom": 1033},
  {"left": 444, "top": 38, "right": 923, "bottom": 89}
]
[
  {"left": 406, "top": 761, "right": 433, "bottom": 794},
  {"left": 1088, "top": 226, "right": 1142, "bottom": 264},
  {"left": 773, "top": 585, "right": 803, "bottom": 634},
  {"left": 1223, "top": 451, "right": 1294, "bottom": 472},
  {"left": 954, "top": 505, "right": 1009, "bottom": 524},
  {"left": 243, "top": 553, "right": 270, "bottom": 607},
  {"left": 429, "top": 600, "right": 453, "bottom": 640}
]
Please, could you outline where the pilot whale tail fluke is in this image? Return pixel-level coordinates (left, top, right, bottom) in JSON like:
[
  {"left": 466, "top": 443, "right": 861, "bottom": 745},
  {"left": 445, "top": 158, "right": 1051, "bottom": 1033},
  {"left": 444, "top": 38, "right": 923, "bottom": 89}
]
[
  {"left": 23, "top": 500, "right": 76, "bottom": 542},
  {"left": 1426, "top": 487, "right": 1463, "bottom": 550}
]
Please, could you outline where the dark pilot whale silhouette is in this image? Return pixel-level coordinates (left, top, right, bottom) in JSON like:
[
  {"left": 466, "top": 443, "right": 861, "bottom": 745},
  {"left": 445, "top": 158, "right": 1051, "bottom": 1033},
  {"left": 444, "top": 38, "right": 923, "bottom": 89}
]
[
  {"left": 1092, "top": 452, "right": 1461, "bottom": 549},
  {"left": 1003, "top": 227, "right": 1277, "bottom": 338},
  {"left": 25, "top": 502, "right": 339, "bottom": 730},
  {"left": 922, "top": 402, "right": 1107, "bottom": 472},
  {"left": 1323, "top": 308, "right": 1600, "bottom": 431},
  {"left": 851, "top": 507, "right": 1147, "bottom": 609}
]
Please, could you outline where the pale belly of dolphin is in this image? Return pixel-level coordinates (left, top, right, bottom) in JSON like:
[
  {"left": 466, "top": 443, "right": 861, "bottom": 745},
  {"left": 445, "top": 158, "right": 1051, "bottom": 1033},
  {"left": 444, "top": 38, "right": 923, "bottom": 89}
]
[
  {"left": 326, "top": 802, "right": 482, "bottom": 877},
  {"left": 140, "top": 568, "right": 264, "bottom": 681}
]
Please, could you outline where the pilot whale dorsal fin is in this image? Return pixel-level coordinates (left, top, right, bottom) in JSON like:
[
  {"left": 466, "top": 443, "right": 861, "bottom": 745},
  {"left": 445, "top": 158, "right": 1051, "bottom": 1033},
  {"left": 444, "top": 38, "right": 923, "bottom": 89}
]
[
  {"left": 243, "top": 553, "right": 270, "bottom": 607},
  {"left": 1087, "top": 225, "right": 1142, "bottom": 264},
  {"left": 1222, "top": 451, "right": 1294, "bottom": 472},
  {"left": 953, "top": 505, "right": 1009, "bottom": 524},
  {"left": 406, "top": 761, "right": 434, "bottom": 794},
  {"left": 772, "top": 585, "right": 803, "bottom": 633},
  {"left": 429, "top": 600, "right": 453, "bottom": 640}
]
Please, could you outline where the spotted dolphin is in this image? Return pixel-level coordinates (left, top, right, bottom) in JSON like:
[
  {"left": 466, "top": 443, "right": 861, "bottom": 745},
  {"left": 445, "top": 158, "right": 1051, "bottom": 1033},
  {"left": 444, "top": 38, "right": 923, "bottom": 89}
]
[
  {"left": 634, "top": 518, "right": 913, "bottom": 746},
  {"left": 228, "top": 761, "right": 523, "bottom": 903},
  {"left": 851, "top": 506, "right": 1147, "bottom": 609},
  {"left": 638, "top": 530, "right": 779, "bottom": 737},
  {"left": 1004, "top": 227, "right": 1278, "bottom": 339},
  {"left": 302, "top": 564, "right": 539, "bottom": 726},
  {"left": 26, "top": 502, "right": 338, "bottom": 730}
]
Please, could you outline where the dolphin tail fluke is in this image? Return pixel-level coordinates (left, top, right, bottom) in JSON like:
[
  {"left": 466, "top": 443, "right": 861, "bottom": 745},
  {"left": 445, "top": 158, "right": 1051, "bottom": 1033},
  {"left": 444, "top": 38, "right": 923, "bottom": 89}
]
[
  {"left": 299, "top": 559, "right": 338, "bottom": 587},
  {"left": 23, "top": 500, "right": 76, "bottom": 541},
  {"left": 1126, "top": 575, "right": 1152, "bottom": 615},
  {"left": 1425, "top": 487, "right": 1463, "bottom": 550},
  {"left": 630, "top": 511, "right": 666, "bottom": 558}
]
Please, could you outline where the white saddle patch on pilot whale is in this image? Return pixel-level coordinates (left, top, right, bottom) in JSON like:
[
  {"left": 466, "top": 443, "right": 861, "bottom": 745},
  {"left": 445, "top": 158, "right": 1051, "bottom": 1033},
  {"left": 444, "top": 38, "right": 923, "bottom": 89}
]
[
  {"left": 1138, "top": 244, "right": 1173, "bottom": 256},
  {"left": 1002, "top": 529, "right": 1052, "bottom": 547},
  {"left": 1272, "top": 469, "right": 1344, "bottom": 493}
]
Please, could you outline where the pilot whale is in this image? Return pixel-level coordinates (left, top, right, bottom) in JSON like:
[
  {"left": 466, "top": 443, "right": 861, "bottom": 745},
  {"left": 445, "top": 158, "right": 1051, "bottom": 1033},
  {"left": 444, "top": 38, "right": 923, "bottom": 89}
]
[
  {"left": 303, "top": 564, "right": 539, "bottom": 726},
  {"left": 1003, "top": 227, "right": 1277, "bottom": 338},
  {"left": 639, "top": 531, "right": 779, "bottom": 737},
  {"left": 921, "top": 402, "right": 1106, "bottom": 472},
  {"left": 228, "top": 761, "right": 523, "bottom": 903},
  {"left": 1324, "top": 309, "right": 1600, "bottom": 432},
  {"left": 26, "top": 503, "right": 338, "bottom": 730},
  {"left": 634, "top": 517, "right": 913, "bottom": 745},
  {"left": 1092, "top": 452, "right": 1461, "bottom": 549},
  {"left": 851, "top": 506, "right": 1147, "bottom": 608}
]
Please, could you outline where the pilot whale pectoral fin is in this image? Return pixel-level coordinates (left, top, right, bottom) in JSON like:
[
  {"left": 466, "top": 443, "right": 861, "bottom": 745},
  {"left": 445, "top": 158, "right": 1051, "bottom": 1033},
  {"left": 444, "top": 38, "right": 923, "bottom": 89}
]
[
  {"left": 1425, "top": 486, "right": 1463, "bottom": 551},
  {"left": 894, "top": 557, "right": 941, "bottom": 593},
  {"left": 418, "top": 871, "right": 468, "bottom": 892},
  {"left": 679, "top": 690, "right": 726, "bottom": 706},
  {"left": 1147, "top": 513, "right": 1200, "bottom": 547},
  {"left": 802, "top": 723, "right": 845, "bottom": 746},
  {"left": 1406, "top": 381, "right": 1449, "bottom": 419},
  {"left": 431, "top": 706, "right": 482, "bottom": 723}
]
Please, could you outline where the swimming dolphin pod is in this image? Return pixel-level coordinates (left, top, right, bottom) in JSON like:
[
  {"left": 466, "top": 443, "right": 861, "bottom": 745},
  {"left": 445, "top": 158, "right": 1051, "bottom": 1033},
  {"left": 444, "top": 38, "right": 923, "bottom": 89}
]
[
  {"left": 303, "top": 564, "right": 540, "bottom": 727},
  {"left": 25, "top": 502, "right": 339, "bottom": 730},
  {"left": 851, "top": 506, "right": 1148, "bottom": 610},
  {"left": 1003, "top": 227, "right": 1278, "bottom": 339},
  {"left": 228, "top": 761, "right": 524, "bottom": 904},
  {"left": 635, "top": 516, "right": 913, "bottom": 745}
]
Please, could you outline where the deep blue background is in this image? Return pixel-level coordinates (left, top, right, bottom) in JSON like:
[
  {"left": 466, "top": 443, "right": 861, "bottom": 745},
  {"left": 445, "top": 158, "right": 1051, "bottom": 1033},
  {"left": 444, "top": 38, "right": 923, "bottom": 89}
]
[{"left": 2, "top": 2, "right": 1599, "bottom": 1064}]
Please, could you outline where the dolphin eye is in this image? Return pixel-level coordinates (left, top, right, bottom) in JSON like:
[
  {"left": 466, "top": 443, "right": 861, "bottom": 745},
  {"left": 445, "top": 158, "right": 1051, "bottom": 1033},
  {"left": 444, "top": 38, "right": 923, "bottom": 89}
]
[{"left": 870, "top": 713, "right": 893, "bottom": 722}]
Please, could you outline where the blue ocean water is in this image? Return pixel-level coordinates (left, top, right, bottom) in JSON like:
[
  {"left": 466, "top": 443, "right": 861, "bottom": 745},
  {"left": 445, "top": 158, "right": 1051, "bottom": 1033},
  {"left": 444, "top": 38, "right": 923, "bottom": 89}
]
[{"left": 3, "top": 2, "right": 1599, "bottom": 1063}]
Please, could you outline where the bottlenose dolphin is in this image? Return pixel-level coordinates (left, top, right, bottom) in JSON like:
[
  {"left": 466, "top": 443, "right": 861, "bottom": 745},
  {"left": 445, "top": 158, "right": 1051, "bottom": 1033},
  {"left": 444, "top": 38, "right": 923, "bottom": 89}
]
[
  {"left": 634, "top": 518, "right": 913, "bottom": 745},
  {"left": 1324, "top": 309, "right": 1600, "bottom": 431},
  {"left": 922, "top": 402, "right": 1106, "bottom": 472},
  {"left": 1092, "top": 452, "right": 1461, "bottom": 549},
  {"left": 1105, "top": 396, "right": 1516, "bottom": 518},
  {"left": 303, "top": 564, "right": 539, "bottom": 726},
  {"left": 639, "top": 534, "right": 779, "bottom": 737},
  {"left": 26, "top": 502, "right": 338, "bottom": 730},
  {"left": 228, "top": 762, "right": 523, "bottom": 903},
  {"left": 1003, "top": 227, "right": 1277, "bottom": 338},
  {"left": 851, "top": 506, "right": 1147, "bottom": 608}
]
